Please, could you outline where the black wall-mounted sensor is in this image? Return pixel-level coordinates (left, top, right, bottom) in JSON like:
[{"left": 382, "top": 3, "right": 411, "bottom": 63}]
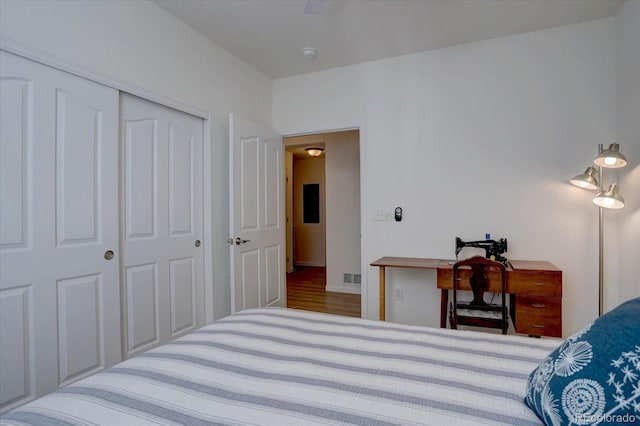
[{"left": 395, "top": 207, "right": 402, "bottom": 222}]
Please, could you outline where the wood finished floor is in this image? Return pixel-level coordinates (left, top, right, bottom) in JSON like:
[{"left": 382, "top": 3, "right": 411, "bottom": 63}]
[{"left": 286, "top": 266, "right": 361, "bottom": 318}]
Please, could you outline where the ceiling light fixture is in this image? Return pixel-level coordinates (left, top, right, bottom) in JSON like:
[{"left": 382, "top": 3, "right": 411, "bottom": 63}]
[
  {"left": 302, "top": 47, "right": 317, "bottom": 60},
  {"left": 305, "top": 147, "right": 324, "bottom": 157}
]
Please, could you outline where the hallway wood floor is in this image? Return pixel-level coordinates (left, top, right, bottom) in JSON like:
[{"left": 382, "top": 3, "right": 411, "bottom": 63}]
[{"left": 286, "top": 266, "right": 361, "bottom": 318}]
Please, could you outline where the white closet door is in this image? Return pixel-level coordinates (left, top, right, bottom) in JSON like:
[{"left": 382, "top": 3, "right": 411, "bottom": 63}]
[
  {"left": 0, "top": 51, "right": 120, "bottom": 412},
  {"left": 120, "top": 94, "right": 204, "bottom": 358}
]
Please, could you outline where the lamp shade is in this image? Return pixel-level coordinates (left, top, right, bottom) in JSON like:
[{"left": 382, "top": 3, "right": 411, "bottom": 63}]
[
  {"left": 305, "top": 147, "right": 324, "bottom": 157},
  {"left": 594, "top": 143, "right": 627, "bottom": 168},
  {"left": 570, "top": 166, "right": 598, "bottom": 190},
  {"left": 593, "top": 183, "right": 625, "bottom": 209}
]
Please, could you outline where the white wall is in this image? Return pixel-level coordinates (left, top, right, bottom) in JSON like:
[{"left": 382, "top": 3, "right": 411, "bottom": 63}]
[
  {"left": 325, "top": 132, "right": 361, "bottom": 294},
  {"left": 615, "top": 0, "right": 640, "bottom": 306},
  {"left": 293, "top": 157, "right": 326, "bottom": 266},
  {"left": 0, "top": 0, "right": 273, "bottom": 320},
  {"left": 274, "top": 18, "right": 618, "bottom": 335}
]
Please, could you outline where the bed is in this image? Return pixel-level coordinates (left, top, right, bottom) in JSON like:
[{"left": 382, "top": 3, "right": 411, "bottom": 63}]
[{"left": 1, "top": 307, "right": 562, "bottom": 425}]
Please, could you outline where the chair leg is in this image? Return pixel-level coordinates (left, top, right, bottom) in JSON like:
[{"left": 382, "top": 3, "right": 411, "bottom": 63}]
[{"left": 449, "top": 303, "right": 456, "bottom": 329}]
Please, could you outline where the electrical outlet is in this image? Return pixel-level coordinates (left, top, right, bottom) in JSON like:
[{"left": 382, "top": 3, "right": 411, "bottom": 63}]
[{"left": 393, "top": 288, "right": 404, "bottom": 301}]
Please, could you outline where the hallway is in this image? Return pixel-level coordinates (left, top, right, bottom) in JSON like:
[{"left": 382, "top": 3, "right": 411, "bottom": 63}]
[{"left": 286, "top": 266, "right": 361, "bottom": 317}]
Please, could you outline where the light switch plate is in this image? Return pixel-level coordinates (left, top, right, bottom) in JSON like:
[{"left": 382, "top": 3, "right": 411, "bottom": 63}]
[{"left": 374, "top": 208, "right": 392, "bottom": 221}]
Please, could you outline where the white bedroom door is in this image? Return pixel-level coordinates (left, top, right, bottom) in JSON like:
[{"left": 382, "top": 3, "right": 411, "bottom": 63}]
[
  {"left": 229, "top": 113, "right": 285, "bottom": 312},
  {"left": 0, "top": 51, "right": 121, "bottom": 411},
  {"left": 120, "top": 93, "right": 204, "bottom": 358}
]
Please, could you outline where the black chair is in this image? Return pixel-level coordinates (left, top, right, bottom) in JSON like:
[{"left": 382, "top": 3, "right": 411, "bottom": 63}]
[{"left": 449, "top": 255, "right": 508, "bottom": 334}]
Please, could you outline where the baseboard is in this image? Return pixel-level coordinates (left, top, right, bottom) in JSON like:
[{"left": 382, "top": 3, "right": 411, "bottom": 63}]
[
  {"left": 293, "top": 261, "right": 326, "bottom": 267},
  {"left": 326, "top": 283, "right": 361, "bottom": 295}
]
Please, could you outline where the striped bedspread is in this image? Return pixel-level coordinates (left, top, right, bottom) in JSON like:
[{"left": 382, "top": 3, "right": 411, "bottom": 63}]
[{"left": 1, "top": 308, "right": 561, "bottom": 425}]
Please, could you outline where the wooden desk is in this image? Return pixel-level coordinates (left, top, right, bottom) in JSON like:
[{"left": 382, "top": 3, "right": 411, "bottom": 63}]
[{"left": 371, "top": 257, "right": 563, "bottom": 337}]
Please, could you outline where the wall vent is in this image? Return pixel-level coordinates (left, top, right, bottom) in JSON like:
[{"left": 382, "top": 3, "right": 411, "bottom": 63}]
[
  {"left": 354, "top": 274, "right": 361, "bottom": 284},
  {"left": 343, "top": 273, "right": 353, "bottom": 284}
]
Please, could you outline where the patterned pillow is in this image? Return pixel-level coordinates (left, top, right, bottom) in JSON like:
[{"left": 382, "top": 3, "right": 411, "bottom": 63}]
[{"left": 524, "top": 297, "right": 640, "bottom": 426}]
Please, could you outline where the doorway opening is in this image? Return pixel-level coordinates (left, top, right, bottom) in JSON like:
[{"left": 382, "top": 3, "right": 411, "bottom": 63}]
[
  {"left": 286, "top": 266, "right": 360, "bottom": 317},
  {"left": 284, "top": 130, "right": 361, "bottom": 317}
]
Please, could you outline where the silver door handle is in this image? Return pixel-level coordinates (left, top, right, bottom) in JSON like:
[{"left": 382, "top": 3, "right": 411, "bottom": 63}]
[{"left": 227, "top": 237, "right": 250, "bottom": 245}]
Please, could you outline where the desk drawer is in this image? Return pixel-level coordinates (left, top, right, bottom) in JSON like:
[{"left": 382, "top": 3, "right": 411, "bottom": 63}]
[
  {"left": 513, "top": 295, "right": 562, "bottom": 337},
  {"left": 508, "top": 271, "right": 562, "bottom": 296}
]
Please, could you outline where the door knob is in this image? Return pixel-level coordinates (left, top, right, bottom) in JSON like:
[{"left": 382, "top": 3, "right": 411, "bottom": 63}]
[
  {"left": 104, "top": 250, "right": 115, "bottom": 260},
  {"left": 227, "top": 237, "right": 250, "bottom": 245},
  {"left": 195, "top": 240, "right": 201, "bottom": 247}
]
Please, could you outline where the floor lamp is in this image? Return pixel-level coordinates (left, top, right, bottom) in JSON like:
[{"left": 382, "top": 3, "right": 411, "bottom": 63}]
[{"left": 570, "top": 143, "right": 627, "bottom": 317}]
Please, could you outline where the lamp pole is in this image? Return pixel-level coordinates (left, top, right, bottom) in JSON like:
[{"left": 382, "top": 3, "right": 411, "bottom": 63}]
[
  {"left": 598, "top": 143, "right": 604, "bottom": 317},
  {"left": 571, "top": 143, "right": 627, "bottom": 317}
]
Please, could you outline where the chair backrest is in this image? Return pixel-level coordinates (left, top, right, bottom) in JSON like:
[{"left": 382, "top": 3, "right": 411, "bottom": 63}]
[
  {"left": 451, "top": 255, "right": 508, "bottom": 332},
  {"left": 453, "top": 255, "right": 506, "bottom": 306}
]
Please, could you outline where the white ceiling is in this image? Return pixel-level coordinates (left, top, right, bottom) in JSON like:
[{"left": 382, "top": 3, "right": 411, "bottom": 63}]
[{"left": 153, "top": 0, "right": 624, "bottom": 79}]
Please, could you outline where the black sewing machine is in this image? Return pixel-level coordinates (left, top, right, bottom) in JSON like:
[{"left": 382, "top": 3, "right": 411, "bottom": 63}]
[{"left": 455, "top": 236, "right": 509, "bottom": 266}]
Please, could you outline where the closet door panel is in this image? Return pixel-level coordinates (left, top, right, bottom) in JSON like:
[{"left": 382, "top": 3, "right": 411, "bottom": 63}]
[
  {"left": 124, "top": 263, "right": 159, "bottom": 356},
  {"left": 55, "top": 90, "right": 102, "bottom": 245},
  {"left": 0, "top": 51, "right": 120, "bottom": 412},
  {"left": 46, "top": 62, "right": 121, "bottom": 391},
  {"left": 120, "top": 94, "right": 203, "bottom": 357},
  {"left": 168, "top": 125, "right": 194, "bottom": 236},
  {"left": 0, "top": 287, "right": 31, "bottom": 410},
  {"left": 169, "top": 257, "right": 195, "bottom": 336},
  {"left": 0, "top": 78, "right": 32, "bottom": 250},
  {"left": 125, "top": 119, "right": 156, "bottom": 239},
  {"left": 0, "top": 70, "right": 35, "bottom": 411},
  {"left": 56, "top": 274, "right": 102, "bottom": 386},
  {"left": 163, "top": 110, "right": 203, "bottom": 343}
]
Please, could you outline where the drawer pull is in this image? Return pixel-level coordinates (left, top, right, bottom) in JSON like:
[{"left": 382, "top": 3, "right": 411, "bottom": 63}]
[
  {"left": 532, "top": 281, "right": 545, "bottom": 286},
  {"left": 532, "top": 303, "right": 546, "bottom": 308},
  {"left": 531, "top": 324, "right": 545, "bottom": 328}
]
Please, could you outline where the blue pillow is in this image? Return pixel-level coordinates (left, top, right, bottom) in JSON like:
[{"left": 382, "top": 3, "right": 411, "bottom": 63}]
[{"left": 524, "top": 297, "right": 640, "bottom": 425}]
